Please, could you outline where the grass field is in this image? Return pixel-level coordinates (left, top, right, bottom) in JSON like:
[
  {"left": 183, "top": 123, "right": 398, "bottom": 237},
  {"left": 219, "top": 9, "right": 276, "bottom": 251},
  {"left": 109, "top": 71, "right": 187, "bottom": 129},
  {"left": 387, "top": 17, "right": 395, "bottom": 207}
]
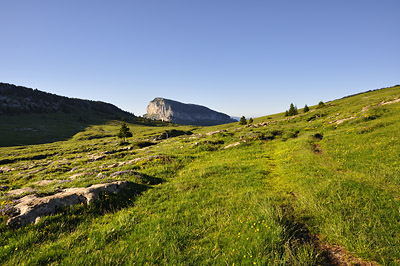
[{"left": 0, "top": 85, "right": 399, "bottom": 265}]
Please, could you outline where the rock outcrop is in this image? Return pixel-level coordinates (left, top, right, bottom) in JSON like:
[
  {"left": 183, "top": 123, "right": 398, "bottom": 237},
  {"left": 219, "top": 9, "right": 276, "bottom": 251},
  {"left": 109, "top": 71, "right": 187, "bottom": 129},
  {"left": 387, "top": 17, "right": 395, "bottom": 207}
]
[
  {"left": 144, "top": 97, "right": 236, "bottom": 126},
  {"left": 7, "top": 181, "right": 128, "bottom": 227}
]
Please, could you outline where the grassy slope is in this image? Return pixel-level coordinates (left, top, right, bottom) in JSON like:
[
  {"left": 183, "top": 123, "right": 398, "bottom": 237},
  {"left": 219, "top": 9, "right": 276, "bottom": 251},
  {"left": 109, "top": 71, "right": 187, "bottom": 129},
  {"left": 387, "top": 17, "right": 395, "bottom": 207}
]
[
  {"left": 0, "top": 85, "right": 399, "bottom": 265},
  {"left": 0, "top": 108, "right": 168, "bottom": 147}
]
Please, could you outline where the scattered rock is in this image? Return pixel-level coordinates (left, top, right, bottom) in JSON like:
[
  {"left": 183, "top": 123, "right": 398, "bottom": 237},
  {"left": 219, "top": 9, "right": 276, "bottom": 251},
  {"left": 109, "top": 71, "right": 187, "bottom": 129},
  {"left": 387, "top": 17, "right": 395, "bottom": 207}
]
[
  {"left": 49, "top": 158, "right": 69, "bottom": 166},
  {"left": 6, "top": 187, "right": 36, "bottom": 197},
  {"left": 105, "top": 163, "right": 122, "bottom": 169},
  {"left": 28, "top": 167, "right": 47, "bottom": 175},
  {"left": 103, "top": 146, "right": 133, "bottom": 155},
  {"left": 6, "top": 181, "right": 129, "bottom": 227},
  {"left": 102, "top": 155, "right": 167, "bottom": 169},
  {"left": 33, "top": 180, "right": 58, "bottom": 186},
  {"left": 110, "top": 170, "right": 138, "bottom": 177},
  {"left": 69, "top": 167, "right": 79, "bottom": 172},
  {"left": 189, "top": 133, "right": 204, "bottom": 139},
  {"left": 96, "top": 173, "right": 107, "bottom": 179},
  {"left": 0, "top": 166, "right": 14, "bottom": 173},
  {"left": 127, "top": 155, "right": 164, "bottom": 164},
  {"left": 58, "top": 180, "right": 72, "bottom": 184},
  {"left": 224, "top": 142, "right": 241, "bottom": 149},
  {"left": 329, "top": 116, "right": 355, "bottom": 125},
  {"left": 206, "top": 130, "right": 227, "bottom": 136},
  {"left": 378, "top": 97, "right": 400, "bottom": 106},
  {"left": 68, "top": 172, "right": 93, "bottom": 180},
  {"left": 88, "top": 154, "right": 106, "bottom": 161}
]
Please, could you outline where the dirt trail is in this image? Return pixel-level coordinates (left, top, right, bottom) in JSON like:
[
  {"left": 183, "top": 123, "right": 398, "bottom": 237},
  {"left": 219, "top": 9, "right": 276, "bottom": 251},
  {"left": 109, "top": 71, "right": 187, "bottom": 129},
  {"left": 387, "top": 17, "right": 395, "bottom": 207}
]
[{"left": 319, "top": 241, "right": 379, "bottom": 266}]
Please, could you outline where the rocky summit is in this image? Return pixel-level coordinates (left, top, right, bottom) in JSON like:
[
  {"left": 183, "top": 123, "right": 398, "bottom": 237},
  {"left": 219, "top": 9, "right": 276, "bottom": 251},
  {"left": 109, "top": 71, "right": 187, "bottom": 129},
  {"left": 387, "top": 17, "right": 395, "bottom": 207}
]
[{"left": 144, "top": 97, "right": 236, "bottom": 126}]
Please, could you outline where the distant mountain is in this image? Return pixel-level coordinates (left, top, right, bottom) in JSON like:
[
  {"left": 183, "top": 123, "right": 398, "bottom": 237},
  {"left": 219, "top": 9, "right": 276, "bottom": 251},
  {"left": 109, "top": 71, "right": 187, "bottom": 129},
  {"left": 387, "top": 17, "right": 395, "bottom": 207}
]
[{"left": 144, "top": 97, "right": 236, "bottom": 126}]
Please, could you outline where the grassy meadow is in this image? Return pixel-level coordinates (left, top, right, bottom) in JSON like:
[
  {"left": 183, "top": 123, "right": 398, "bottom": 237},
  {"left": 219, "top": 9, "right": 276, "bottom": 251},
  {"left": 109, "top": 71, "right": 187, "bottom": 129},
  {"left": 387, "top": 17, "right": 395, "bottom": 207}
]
[{"left": 0, "top": 85, "right": 400, "bottom": 265}]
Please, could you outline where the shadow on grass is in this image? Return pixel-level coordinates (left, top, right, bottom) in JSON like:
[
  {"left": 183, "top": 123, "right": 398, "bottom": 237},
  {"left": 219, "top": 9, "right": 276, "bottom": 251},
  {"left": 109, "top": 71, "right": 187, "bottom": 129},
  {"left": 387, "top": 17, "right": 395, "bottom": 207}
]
[
  {"left": 0, "top": 110, "right": 172, "bottom": 147},
  {"left": 279, "top": 205, "right": 351, "bottom": 266}
]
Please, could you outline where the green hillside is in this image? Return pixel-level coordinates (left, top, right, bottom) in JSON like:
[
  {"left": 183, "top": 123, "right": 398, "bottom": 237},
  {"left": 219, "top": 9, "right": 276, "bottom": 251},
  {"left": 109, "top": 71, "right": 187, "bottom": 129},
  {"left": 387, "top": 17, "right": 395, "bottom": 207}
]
[{"left": 0, "top": 85, "right": 399, "bottom": 265}]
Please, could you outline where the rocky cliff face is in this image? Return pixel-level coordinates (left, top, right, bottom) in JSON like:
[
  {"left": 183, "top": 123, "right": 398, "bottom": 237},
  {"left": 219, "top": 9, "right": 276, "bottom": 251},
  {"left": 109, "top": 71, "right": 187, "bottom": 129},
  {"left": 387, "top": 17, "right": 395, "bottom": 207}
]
[{"left": 144, "top": 97, "right": 236, "bottom": 126}]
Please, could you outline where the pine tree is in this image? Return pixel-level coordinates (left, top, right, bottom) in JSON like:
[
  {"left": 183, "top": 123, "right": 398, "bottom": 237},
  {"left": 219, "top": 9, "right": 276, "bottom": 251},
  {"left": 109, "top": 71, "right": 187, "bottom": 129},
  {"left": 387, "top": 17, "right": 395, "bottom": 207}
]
[
  {"left": 317, "top": 101, "right": 325, "bottom": 108},
  {"left": 304, "top": 104, "right": 310, "bottom": 113},
  {"left": 249, "top": 117, "right": 254, "bottom": 124},
  {"left": 239, "top": 116, "right": 247, "bottom": 125},
  {"left": 288, "top": 103, "right": 298, "bottom": 116},
  {"left": 117, "top": 123, "right": 133, "bottom": 142}
]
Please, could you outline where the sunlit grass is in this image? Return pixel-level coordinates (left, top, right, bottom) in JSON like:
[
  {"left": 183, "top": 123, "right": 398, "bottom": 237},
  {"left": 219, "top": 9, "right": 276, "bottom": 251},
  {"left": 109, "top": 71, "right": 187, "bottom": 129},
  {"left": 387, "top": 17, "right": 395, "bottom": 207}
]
[{"left": 0, "top": 85, "right": 399, "bottom": 265}]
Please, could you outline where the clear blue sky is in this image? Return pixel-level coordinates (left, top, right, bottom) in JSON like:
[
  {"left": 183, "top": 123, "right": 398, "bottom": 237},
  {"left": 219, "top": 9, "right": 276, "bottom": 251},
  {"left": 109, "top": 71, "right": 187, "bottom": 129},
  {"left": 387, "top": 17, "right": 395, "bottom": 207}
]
[{"left": 1, "top": 1, "right": 399, "bottom": 118}]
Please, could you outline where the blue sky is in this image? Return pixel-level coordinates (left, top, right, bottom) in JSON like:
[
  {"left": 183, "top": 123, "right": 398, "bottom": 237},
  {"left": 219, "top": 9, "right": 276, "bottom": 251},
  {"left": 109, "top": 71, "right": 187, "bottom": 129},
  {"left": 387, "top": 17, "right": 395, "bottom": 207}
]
[{"left": 1, "top": 1, "right": 399, "bottom": 117}]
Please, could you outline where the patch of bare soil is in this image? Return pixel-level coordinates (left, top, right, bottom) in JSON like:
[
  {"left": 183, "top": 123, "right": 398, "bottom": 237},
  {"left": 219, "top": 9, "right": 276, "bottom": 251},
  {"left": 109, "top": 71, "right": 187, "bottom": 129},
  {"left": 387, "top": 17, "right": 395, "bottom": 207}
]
[
  {"left": 282, "top": 202, "right": 378, "bottom": 265},
  {"left": 312, "top": 143, "right": 323, "bottom": 154},
  {"left": 318, "top": 240, "right": 379, "bottom": 266}
]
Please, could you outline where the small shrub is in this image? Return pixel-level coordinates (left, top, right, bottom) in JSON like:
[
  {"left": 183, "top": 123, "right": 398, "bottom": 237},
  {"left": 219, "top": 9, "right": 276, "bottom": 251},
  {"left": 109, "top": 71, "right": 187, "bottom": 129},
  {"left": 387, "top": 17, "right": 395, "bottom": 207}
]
[
  {"left": 317, "top": 101, "right": 325, "bottom": 108},
  {"left": 239, "top": 116, "right": 247, "bottom": 125}
]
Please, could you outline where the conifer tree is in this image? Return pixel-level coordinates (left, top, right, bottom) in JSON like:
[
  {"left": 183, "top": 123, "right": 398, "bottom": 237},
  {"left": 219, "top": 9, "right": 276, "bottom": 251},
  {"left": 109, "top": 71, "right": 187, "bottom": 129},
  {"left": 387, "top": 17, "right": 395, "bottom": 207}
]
[
  {"left": 287, "top": 103, "right": 298, "bottom": 116},
  {"left": 304, "top": 104, "right": 310, "bottom": 113},
  {"left": 239, "top": 116, "right": 247, "bottom": 125},
  {"left": 117, "top": 122, "right": 132, "bottom": 142},
  {"left": 249, "top": 117, "right": 254, "bottom": 124}
]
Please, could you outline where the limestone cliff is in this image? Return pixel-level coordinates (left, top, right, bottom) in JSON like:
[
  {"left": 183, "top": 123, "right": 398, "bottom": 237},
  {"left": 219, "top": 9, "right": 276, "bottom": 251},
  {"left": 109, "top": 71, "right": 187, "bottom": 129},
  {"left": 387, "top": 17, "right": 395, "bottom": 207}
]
[{"left": 144, "top": 97, "right": 236, "bottom": 126}]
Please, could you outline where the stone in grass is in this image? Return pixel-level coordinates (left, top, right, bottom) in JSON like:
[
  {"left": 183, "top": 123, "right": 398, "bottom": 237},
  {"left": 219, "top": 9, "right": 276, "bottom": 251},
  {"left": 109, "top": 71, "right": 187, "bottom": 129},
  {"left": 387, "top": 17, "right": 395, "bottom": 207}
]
[
  {"left": 6, "top": 181, "right": 128, "bottom": 227},
  {"left": 33, "top": 180, "right": 58, "bottom": 186},
  {"left": 206, "top": 130, "right": 227, "bottom": 136},
  {"left": 223, "top": 142, "right": 241, "bottom": 149},
  {"left": 5, "top": 187, "right": 36, "bottom": 197},
  {"left": 110, "top": 170, "right": 138, "bottom": 177}
]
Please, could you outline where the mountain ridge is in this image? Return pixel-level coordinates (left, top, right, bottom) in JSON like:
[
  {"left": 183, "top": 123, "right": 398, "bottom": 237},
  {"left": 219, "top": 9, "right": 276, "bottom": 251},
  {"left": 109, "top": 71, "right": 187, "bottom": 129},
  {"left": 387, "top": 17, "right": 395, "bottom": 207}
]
[{"left": 0, "top": 82, "right": 135, "bottom": 118}]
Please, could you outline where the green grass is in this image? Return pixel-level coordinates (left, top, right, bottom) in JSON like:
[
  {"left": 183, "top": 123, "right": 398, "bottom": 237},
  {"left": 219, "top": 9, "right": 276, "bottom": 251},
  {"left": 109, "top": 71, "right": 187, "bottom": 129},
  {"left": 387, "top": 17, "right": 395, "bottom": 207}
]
[
  {"left": 0, "top": 85, "right": 400, "bottom": 265},
  {"left": 0, "top": 108, "right": 170, "bottom": 147}
]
